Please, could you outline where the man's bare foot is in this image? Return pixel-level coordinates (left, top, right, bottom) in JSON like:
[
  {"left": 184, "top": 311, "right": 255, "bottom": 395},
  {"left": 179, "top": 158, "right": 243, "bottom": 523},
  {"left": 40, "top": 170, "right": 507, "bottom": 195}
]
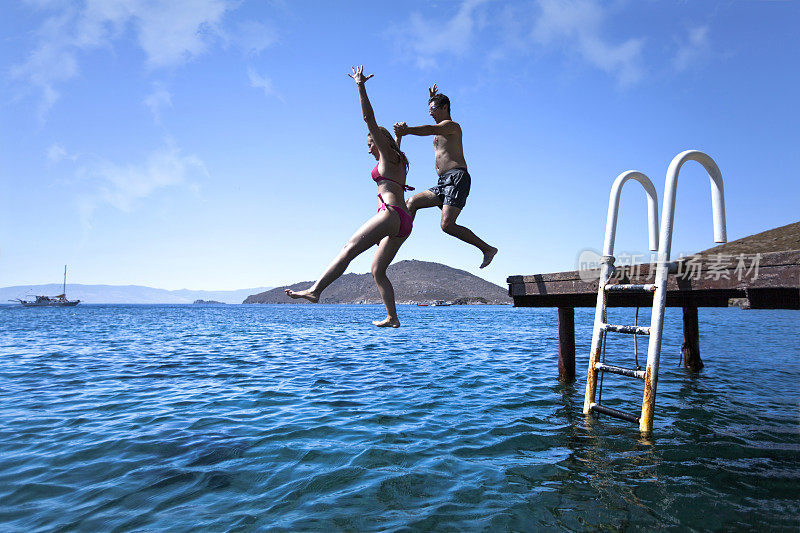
[
  {"left": 284, "top": 288, "right": 319, "bottom": 303},
  {"left": 372, "top": 317, "right": 400, "bottom": 328},
  {"left": 480, "top": 246, "right": 498, "bottom": 269}
]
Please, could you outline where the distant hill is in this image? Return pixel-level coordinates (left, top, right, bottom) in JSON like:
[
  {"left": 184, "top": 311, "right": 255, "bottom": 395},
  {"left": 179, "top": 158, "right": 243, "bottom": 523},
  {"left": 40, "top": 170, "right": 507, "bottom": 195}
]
[
  {"left": 695, "top": 220, "right": 800, "bottom": 256},
  {"left": 0, "top": 285, "right": 272, "bottom": 304},
  {"left": 243, "top": 260, "right": 511, "bottom": 304}
]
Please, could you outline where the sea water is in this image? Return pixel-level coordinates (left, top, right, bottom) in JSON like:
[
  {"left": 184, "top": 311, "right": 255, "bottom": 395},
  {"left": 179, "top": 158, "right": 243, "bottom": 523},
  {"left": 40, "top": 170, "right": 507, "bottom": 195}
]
[{"left": 0, "top": 304, "right": 798, "bottom": 531}]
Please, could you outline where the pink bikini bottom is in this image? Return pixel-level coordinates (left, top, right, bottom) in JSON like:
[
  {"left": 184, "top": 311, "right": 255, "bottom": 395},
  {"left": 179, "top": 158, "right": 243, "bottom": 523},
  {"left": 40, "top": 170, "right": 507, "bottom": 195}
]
[{"left": 378, "top": 194, "right": 413, "bottom": 239}]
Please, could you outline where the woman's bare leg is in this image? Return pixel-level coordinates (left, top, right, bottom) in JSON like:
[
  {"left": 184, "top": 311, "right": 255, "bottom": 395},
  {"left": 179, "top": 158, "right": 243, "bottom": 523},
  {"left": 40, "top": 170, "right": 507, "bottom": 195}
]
[
  {"left": 286, "top": 211, "right": 400, "bottom": 302},
  {"left": 371, "top": 234, "right": 407, "bottom": 327}
]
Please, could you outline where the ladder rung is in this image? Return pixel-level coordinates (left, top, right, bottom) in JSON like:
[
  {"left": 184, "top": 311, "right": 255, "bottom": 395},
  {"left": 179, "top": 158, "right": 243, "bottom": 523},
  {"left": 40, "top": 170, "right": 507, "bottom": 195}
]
[
  {"left": 601, "top": 323, "right": 650, "bottom": 335},
  {"left": 604, "top": 283, "right": 656, "bottom": 293},
  {"left": 595, "top": 363, "right": 645, "bottom": 380},
  {"left": 589, "top": 403, "right": 640, "bottom": 423}
]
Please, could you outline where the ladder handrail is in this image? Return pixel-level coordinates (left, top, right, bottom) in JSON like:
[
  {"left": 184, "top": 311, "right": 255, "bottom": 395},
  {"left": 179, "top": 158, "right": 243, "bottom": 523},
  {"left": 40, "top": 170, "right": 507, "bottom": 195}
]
[
  {"left": 583, "top": 170, "right": 658, "bottom": 418},
  {"left": 640, "top": 150, "right": 727, "bottom": 433},
  {"left": 603, "top": 170, "right": 660, "bottom": 256},
  {"left": 657, "top": 150, "right": 727, "bottom": 264},
  {"left": 584, "top": 150, "right": 727, "bottom": 434}
]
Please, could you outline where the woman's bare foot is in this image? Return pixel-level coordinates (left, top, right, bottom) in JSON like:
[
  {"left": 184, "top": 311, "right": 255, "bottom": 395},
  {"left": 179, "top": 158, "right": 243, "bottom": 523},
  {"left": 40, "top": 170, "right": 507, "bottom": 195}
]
[
  {"left": 480, "top": 246, "right": 498, "bottom": 269},
  {"left": 284, "top": 288, "right": 320, "bottom": 303},
  {"left": 372, "top": 317, "right": 401, "bottom": 328}
]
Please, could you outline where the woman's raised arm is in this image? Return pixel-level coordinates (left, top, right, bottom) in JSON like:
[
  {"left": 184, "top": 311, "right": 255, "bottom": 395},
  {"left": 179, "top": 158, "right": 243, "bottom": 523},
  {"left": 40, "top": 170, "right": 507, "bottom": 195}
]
[{"left": 348, "top": 65, "right": 390, "bottom": 154}]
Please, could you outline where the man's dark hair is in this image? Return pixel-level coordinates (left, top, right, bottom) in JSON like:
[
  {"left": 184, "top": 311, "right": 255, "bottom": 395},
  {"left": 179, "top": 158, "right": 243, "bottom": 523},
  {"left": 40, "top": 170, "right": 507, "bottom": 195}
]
[{"left": 429, "top": 93, "right": 450, "bottom": 111}]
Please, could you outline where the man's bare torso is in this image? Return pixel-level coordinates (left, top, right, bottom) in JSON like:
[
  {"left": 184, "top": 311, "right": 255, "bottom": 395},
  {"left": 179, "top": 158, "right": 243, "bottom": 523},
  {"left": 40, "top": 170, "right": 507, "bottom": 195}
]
[{"left": 434, "top": 120, "right": 468, "bottom": 176}]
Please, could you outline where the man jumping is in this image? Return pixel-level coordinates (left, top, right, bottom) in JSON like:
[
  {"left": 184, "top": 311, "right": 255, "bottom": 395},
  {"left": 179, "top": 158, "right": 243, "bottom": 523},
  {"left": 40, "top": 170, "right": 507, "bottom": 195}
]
[{"left": 394, "top": 84, "right": 497, "bottom": 268}]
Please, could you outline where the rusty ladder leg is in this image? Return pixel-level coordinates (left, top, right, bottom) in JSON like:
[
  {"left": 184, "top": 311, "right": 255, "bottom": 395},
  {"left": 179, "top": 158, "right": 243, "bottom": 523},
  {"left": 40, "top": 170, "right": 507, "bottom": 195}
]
[{"left": 558, "top": 307, "right": 575, "bottom": 382}]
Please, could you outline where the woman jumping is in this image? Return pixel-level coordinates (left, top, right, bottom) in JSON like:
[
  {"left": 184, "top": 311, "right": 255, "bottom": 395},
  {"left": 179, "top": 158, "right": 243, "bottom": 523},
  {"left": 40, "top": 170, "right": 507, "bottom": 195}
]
[{"left": 285, "top": 66, "right": 414, "bottom": 328}]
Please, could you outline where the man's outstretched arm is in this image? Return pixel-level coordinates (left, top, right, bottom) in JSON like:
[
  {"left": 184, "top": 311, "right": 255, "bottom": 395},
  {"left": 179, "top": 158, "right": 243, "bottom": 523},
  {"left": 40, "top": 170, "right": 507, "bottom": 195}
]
[{"left": 394, "top": 121, "right": 459, "bottom": 138}]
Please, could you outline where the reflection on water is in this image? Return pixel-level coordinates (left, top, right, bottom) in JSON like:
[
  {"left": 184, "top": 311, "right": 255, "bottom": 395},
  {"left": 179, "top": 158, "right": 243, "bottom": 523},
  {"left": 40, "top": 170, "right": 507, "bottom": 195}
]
[{"left": 0, "top": 304, "right": 797, "bottom": 530}]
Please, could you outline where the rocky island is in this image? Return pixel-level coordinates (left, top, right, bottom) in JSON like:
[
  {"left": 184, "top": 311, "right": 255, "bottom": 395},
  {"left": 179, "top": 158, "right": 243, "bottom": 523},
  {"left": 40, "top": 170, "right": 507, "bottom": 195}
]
[{"left": 243, "top": 260, "right": 511, "bottom": 305}]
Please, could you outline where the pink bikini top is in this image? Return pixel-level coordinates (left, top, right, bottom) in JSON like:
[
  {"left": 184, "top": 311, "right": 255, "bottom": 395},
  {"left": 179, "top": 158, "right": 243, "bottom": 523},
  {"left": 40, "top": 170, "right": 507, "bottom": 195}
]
[{"left": 372, "top": 164, "right": 414, "bottom": 191}]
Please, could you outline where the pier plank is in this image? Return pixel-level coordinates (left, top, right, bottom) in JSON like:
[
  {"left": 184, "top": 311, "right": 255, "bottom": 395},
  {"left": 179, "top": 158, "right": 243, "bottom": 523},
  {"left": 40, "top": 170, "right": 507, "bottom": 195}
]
[{"left": 508, "top": 251, "right": 800, "bottom": 309}]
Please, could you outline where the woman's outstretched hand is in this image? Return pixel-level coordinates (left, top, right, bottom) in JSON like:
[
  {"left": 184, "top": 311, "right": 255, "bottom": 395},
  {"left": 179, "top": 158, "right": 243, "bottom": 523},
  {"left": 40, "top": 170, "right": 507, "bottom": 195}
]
[{"left": 349, "top": 65, "right": 373, "bottom": 85}]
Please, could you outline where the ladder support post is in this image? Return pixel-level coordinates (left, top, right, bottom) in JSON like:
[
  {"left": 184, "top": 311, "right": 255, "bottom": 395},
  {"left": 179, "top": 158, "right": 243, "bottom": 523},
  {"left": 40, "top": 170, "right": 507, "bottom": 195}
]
[
  {"left": 584, "top": 262, "right": 611, "bottom": 414},
  {"left": 583, "top": 330, "right": 602, "bottom": 414},
  {"left": 558, "top": 307, "right": 576, "bottom": 382},
  {"left": 681, "top": 306, "right": 704, "bottom": 371},
  {"left": 640, "top": 263, "right": 668, "bottom": 434}
]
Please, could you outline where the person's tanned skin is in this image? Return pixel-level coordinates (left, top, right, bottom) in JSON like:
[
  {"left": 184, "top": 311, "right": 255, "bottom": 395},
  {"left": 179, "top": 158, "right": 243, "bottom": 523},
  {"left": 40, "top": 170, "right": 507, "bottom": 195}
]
[
  {"left": 394, "top": 84, "right": 497, "bottom": 269},
  {"left": 285, "top": 66, "right": 409, "bottom": 327}
]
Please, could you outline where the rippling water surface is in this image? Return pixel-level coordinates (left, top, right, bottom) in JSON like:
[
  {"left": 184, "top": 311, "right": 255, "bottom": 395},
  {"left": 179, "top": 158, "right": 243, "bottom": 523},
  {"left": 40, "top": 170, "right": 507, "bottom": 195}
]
[{"left": 1, "top": 304, "right": 798, "bottom": 531}]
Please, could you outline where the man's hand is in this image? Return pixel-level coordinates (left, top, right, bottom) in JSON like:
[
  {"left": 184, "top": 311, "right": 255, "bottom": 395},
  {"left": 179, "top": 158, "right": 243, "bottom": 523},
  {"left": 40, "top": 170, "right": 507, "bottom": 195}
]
[
  {"left": 348, "top": 65, "right": 373, "bottom": 85},
  {"left": 428, "top": 83, "right": 438, "bottom": 98},
  {"left": 393, "top": 122, "right": 408, "bottom": 137}
]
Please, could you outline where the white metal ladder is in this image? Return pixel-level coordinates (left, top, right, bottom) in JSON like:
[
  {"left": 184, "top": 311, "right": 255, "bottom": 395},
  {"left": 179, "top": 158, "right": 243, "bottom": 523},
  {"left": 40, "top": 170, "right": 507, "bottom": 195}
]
[{"left": 583, "top": 150, "right": 727, "bottom": 433}]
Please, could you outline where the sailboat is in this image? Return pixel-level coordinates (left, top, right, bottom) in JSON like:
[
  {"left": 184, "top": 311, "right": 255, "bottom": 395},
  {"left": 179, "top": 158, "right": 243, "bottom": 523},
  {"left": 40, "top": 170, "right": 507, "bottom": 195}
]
[{"left": 12, "top": 265, "right": 81, "bottom": 307}]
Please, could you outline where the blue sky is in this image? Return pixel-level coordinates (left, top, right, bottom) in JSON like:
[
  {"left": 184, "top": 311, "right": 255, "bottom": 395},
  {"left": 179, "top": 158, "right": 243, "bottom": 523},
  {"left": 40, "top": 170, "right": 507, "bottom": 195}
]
[{"left": 1, "top": 0, "right": 798, "bottom": 290}]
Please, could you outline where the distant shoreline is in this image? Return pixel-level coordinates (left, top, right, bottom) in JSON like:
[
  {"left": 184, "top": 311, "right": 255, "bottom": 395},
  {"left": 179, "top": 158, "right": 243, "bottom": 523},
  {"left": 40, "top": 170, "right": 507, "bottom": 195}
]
[{"left": 0, "top": 302, "right": 514, "bottom": 306}]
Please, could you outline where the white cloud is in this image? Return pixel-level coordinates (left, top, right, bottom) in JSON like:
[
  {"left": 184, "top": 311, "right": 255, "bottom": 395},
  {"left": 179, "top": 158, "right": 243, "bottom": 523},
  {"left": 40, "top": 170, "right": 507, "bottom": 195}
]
[
  {"left": 11, "top": 11, "right": 80, "bottom": 117},
  {"left": 73, "top": 143, "right": 207, "bottom": 226},
  {"left": 133, "top": 0, "right": 228, "bottom": 68},
  {"left": 531, "top": 0, "right": 644, "bottom": 87},
  {"left": 248, "top": 67, "right": 276, "bottom": 97},
  {"left": 47, "top": 143, "right": 77, "bottom": 162},
  {"left": 233, "top": 20, "right": 278, "bottom": 56},
  {"left": 673, "top": 26, "right": 710, "bottom": 72},
  {"left": 390, "top": 0, "right": 490, "bottom": 69},
  {"left": 389, "top": 0, "right": 644, "bottom": 86},
  {"left": 12, "top": 0, "right": 233, "bottom": 117},
  {"left": 144, "top": 82, "right": 172, "bottom": 124},
  {"left": 22, "top": 0, "right": 65, "bottom": 9}
]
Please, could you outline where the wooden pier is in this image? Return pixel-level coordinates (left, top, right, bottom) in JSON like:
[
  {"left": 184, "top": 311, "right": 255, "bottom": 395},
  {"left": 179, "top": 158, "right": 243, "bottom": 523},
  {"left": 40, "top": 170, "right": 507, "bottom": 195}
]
[{"left": 507, "top": 223, "right": 800, "bottom": 381}]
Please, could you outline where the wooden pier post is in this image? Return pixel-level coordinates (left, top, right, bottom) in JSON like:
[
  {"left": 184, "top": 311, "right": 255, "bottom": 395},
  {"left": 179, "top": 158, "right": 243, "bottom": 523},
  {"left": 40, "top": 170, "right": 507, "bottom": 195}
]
[
  {"left": 681, "top": 306, "right": 704, "bottom": 371},
  {"left": 558, "top": 307, "right": 576, "bottom": 382}
]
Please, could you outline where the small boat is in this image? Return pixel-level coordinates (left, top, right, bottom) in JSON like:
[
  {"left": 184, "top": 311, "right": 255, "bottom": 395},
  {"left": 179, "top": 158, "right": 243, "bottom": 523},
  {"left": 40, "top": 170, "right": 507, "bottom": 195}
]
[
  {"left": 431, "top": 300, "right": 452, "bottom": 307},
  {"left": 416, "top": 303, "right": 429, "bottom": 307},
  {"left": 11, "top": 266, "right": 80, "bottom": 307}
]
